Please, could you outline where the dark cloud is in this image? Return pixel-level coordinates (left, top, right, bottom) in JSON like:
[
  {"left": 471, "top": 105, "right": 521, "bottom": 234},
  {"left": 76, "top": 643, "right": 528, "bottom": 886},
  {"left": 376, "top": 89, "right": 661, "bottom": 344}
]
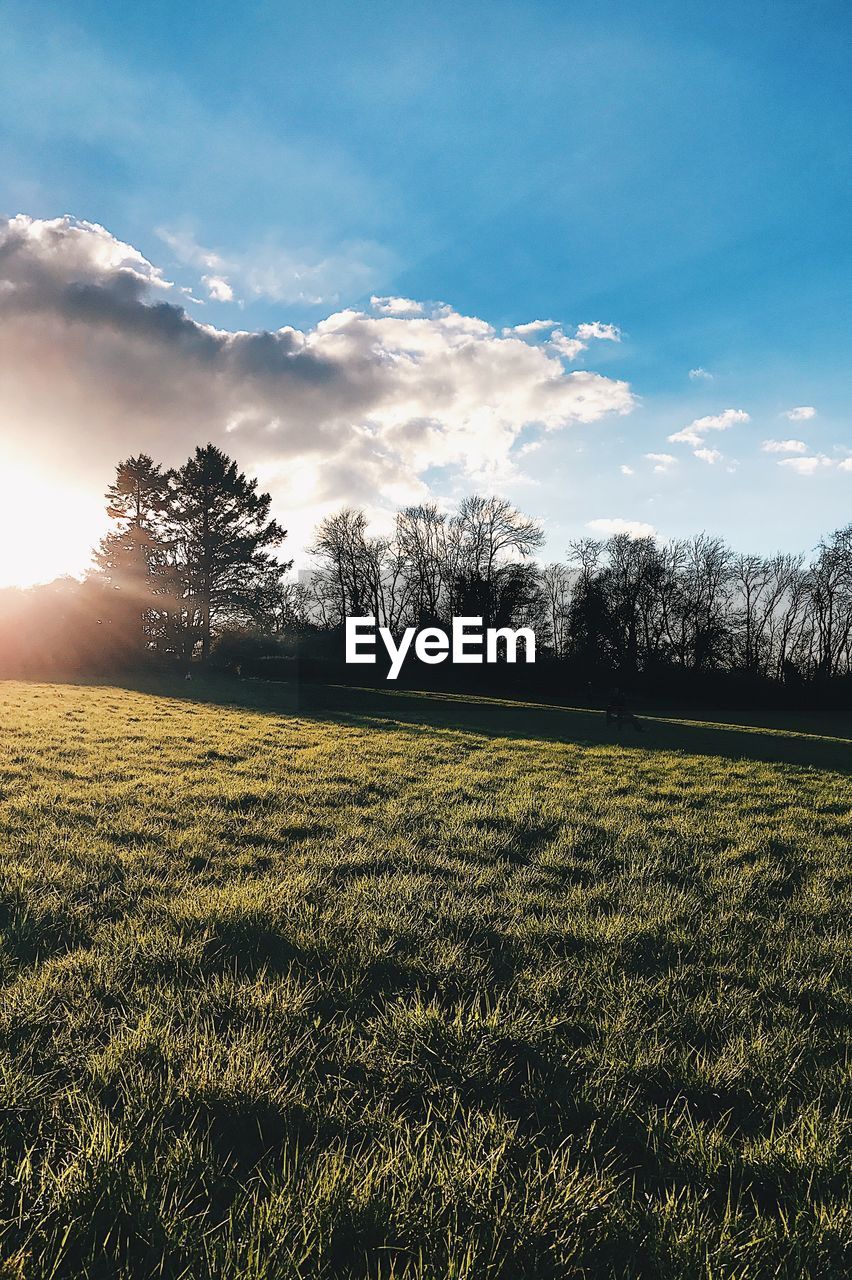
[{"left": 0, "top": 214, "right": 634, "bottom": 535}]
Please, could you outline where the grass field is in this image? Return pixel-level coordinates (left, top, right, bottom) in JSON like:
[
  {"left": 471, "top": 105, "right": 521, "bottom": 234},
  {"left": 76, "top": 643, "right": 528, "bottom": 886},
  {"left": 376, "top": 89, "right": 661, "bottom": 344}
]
[{"left": 0, "top": 677, "right": 850, "bottom": 1279}]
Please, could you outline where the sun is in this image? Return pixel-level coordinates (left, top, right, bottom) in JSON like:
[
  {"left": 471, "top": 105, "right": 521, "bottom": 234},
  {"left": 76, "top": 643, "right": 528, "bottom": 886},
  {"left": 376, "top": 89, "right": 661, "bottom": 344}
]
[{"left": 0, "top": 455, "right": 109, "bottom": 589}]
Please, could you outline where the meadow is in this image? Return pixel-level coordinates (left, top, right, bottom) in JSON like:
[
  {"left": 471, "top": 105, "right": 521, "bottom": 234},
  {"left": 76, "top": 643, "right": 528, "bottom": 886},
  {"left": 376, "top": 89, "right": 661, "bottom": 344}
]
[{"left": 0, "top": 676, "right": 849, "bottom": 1279}]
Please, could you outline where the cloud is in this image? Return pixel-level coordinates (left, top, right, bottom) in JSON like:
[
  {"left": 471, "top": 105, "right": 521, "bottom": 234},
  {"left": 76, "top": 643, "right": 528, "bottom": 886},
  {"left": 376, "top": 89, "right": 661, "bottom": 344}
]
[
  {"left": 546, "top": 320, "right": 622, "bottom": 361},
  {"left": 370, "top": 296, "right": 424, "bottom": 316},
  {"left": 548, "top": 329, "right": 588, "bottom": 360},
  {"left": 620, "top": 464, "right": 634, "bottom": 475},
  {"left": 668, "top": 408, "right": 749, "bottom": 446},
  {"left": 688, "top": 367, "right": 714, "bottom": 381},
  {"left": 503, "top": 318, "right": 621, "bottom": 362},
  {"left": 645, "top": 452, "right": 677, "bottom": 473},
  {"left": 3, "top": 214, "right": 173, "bottom": 294},
  {"left": 762, "top": 439, "right": 807, "bottom": 454},
  {"left": 575, "top": 321, "right": 621, "bottom": 343},
  {"left": 503, "top": 319, "right": 558, "bottom": 337},
  {"left": 587, "top": 518, "right": 656, "bottom": 539},
  {"left": 693, "top": 447, "right": 722, "bottom": 464},
  {"left": 777, "top": 455, "right": 833, "bottom": 475},
  {"left": 158, "top": 225, "right": 394, "bottom": 307},
  {"left": 784, "top": 405, "right": 816, "bottom": 421},
  {"left": 0, "top": 214, "right": 635, "bottom": 541},
  {"left": 203, "top": 275, "right": 234, "bottom": 302},
  {"left": 775, "top": 450, "right": 852, "bottom": 476}
]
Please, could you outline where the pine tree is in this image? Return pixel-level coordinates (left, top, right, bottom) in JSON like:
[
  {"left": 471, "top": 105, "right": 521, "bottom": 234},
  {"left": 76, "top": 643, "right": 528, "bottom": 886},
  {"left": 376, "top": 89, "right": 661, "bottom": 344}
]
[
  {"left": 165, "top": 444, "right": 289, "bottom": 660},
  {"left": 95, "top": 455, "right": 167, "bottom": 657}
]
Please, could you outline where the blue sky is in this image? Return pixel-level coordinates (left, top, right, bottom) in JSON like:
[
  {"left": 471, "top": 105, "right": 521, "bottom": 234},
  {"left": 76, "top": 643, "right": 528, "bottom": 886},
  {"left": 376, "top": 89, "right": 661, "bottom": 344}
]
[{"left": 1, "top": 0, "right": 851, "bottom": 580}]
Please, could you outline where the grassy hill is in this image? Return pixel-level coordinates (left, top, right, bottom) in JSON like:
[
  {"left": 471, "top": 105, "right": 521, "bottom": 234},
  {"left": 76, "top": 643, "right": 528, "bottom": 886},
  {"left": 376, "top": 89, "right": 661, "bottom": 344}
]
[{"left": 0, "top": 677, "right": 850, "bottom": 1279}]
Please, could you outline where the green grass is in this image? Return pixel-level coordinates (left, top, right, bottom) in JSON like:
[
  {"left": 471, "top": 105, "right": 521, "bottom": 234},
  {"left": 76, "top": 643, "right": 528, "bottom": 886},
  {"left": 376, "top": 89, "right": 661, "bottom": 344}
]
[{"left": 0, "top": 676, "right": 850, "bottom": 1279}]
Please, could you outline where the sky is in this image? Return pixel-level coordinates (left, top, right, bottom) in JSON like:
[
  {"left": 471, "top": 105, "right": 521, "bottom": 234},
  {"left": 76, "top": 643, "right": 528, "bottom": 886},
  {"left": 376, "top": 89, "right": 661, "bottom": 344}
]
[{"left": 1, "top": 0, "right": 851, "bottom": 586}]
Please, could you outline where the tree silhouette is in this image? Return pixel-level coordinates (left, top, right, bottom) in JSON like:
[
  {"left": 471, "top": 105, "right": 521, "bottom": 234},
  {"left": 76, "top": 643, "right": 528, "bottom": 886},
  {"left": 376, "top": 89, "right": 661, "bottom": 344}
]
[
  {"left": 164, "top": 444, "right": 288, "bottom": 660},
  {"left": 95, "top": 455, "right": 167, "bottom": 656}
]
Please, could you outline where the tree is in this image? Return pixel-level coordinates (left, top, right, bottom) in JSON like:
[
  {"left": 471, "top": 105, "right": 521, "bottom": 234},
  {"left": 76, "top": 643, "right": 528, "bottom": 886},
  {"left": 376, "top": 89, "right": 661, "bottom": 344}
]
[
  {"left": 94, "top": 454, "right": 167, "bottom": 657},
  {"left": 308, "top": 508, "right": 372, "bottom": 623},
  {"left": 164, "top": 445, "right": 289, "bottom": 661},
  {"left": 679, "top": 534, "right": 734, "bottom": 671},
  {"left": 540, "top": 563, "right": 572, "bottom": 658},
  {"left": 396, "top": 503, "right": 448, "bottom": 625},
  {"left": 602, "top": 533, "right": 662, "bottom": 677},
  {"left": 767, "top": 554, "right": 808, "bottom": 680},
  {"left": 257, "top": 576, "right": 317, "bottom": 635},
  {"left": 806, "top": 525, "right": 852, "bottom": 679},
  {"left": 447, "top": 496, "right": 544, "bottom": 625}
]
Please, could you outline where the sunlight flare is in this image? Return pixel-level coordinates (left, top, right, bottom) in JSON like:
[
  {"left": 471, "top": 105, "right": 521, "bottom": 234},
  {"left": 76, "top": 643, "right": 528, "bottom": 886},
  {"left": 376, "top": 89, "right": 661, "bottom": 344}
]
[{"left": 0, "top": 454, "right": 107, "bottom": 588}]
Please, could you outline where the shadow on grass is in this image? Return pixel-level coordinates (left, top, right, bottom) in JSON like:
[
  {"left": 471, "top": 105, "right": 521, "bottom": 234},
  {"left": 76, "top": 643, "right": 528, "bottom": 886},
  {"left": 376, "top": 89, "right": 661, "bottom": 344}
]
[{"left": 32, "top": 671, "right": 852, "bottom": 775}]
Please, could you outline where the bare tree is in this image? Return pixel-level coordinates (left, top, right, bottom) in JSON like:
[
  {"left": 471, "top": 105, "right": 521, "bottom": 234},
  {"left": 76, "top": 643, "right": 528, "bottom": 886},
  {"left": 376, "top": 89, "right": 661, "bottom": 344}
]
[
  {"left": 806, "top": 526, "right": 852, "bottom": 678},
  {"left": 447, "top": 496, "right": 545, "bottom": 626},
  {"left": 732, "top": 553, "right": 774, "bottom": 673},
  {"left": 309, "top": 508, "right": 372, "bottom": 622},
  {"left": 540, "top": 563, "right": 573, "bottom": 657},
  {"left": 396, "top": 503, "right": 448, "bottom": 623},
  {"left": 768, "top": 554, "right": 809, "bottom": 679}
]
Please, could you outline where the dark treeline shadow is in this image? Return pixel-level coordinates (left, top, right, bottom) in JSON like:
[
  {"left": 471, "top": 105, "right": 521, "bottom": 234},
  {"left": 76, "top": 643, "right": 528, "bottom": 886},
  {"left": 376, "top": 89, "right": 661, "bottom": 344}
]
[{"left": 18, "top": 670, "right": 852, "bottom": 776}]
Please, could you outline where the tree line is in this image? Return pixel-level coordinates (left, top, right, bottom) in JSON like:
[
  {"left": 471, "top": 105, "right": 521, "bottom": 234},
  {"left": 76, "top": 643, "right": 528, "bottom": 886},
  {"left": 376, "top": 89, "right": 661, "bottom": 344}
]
[
  {"left": 283, "top": 500, "right": 852, "bottom": 696},
  {"left": 1, "top": 445, "right": 851, "bottom": 705}
]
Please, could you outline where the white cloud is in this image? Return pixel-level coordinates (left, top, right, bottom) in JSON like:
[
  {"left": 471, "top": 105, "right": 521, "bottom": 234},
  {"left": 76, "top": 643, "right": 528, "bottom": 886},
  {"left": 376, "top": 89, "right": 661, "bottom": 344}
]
[
  {"left": 688, "top": 367, "right": 714, "bottom": 381},
  {"left": 0, "top": 213, "right": 635, "bottom": 542},
  {"left": 645, "top": 452, "right": 677, "bottom": 473},
  {"left": 762, "top": 439, "right": 807, "bottom": 454},
  {"left": 777, "top": 455, "right": 833, "bottom": 475},
  {"left": 620, "top": 464, "right": 634, "bottom": 475},
  {"left": 503, "top": 319, "right": 558, "bottom": 337},
  {"left": 158, "top": 225, "right": 393, "bottom": 307},
  {"left": 502, "top": 319, "right": 623, "bottom": 362},
  {"left": 587, "top": 518, "right": 656, "bottom": 539},
  {"left": 548, "top": 329, "right": 587, "bottom": 360},
  {"left": 203, "top": 275, "right": 234, "bottom": 302},
  {"left": 668, "top": 408, "right": 749, "bottom": 446},
  {"left": 575, "top": 321, "right": 621, "bottom": 343},
  {"left": 370, "top": 296, "right": 424, "bottom": 316},
  {"left": 838, "top": 458, "right": 852, "bottom": 472},
  {"left": 693, "top": 447, "right": 722, "bottom": 464},
  {"left": 6, "top": 214, "right": 173, "bottom": 292},
  {"left": 784, "top": 405, "right": 816, "bottom": 421}
]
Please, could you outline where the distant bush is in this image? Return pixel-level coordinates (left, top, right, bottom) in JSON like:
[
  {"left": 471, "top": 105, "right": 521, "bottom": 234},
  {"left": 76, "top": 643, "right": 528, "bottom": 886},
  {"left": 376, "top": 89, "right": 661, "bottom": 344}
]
[{"left": 210, "top": 626, "right": 285, "bottom": 672}]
